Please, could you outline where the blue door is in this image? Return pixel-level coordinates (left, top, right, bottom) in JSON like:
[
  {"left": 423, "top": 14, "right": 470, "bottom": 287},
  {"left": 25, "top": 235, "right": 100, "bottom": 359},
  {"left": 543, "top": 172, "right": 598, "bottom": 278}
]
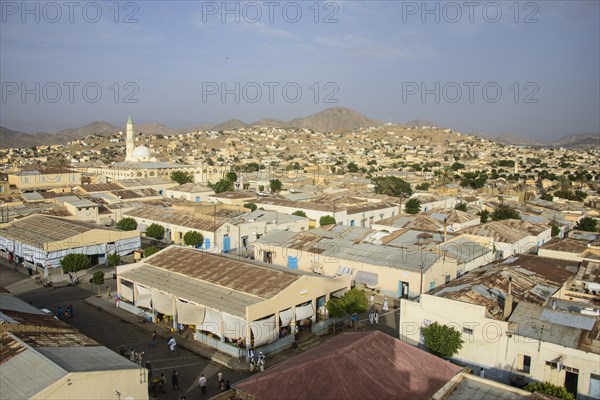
[
  {"left": 287, "top": 256, "right": 298, "bottom": 270},
  {"left": 223, "top": 236, "right": 230, "bottom": 253},
  {"left": 204, "top": 238, "right": 211, "bottom": 250},
  {"left": 195, "top": 196, "right": 200, "bottom": 202}
]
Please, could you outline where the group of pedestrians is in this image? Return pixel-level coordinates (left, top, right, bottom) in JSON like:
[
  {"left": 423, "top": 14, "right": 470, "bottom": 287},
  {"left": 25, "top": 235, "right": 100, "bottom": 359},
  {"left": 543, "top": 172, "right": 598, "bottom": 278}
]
[
  {"left": 198, "top": 372, "right": 230, "bottom": 395},
  {"left": 56, "top": 305, "right": 73, "bottom": 320},
  {"left": 247, "top": 349, "right": 266, "bottom": 372},
  {"left": 368, "top": 296, "right": 389, "bottom": 325}
]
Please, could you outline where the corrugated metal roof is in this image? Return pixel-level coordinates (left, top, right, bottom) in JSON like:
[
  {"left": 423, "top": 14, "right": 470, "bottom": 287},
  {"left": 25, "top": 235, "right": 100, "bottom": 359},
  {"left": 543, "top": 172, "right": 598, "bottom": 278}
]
[
  {"left": 36, "top": 346, "right": 139, "bottom": 372},
  {"left": 145, "top": 246, "right": 301, "bottom": 299},
  {"left": 540, "top": 309, "right": 596, "bottom": 330}
]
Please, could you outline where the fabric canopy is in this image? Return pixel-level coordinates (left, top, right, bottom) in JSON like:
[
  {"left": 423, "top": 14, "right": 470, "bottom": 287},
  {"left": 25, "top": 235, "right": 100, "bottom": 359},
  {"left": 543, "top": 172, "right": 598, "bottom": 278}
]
[
  {"left": 250, "top": 315, "right": 277, "bottom": 347},
  {"left": 135, "top": 284, "right": 152, "bottom": 309},
  {"left": 355, "top": 271, "right": 378, "bottom": 287},
  {"left": 335, "top": 266, "right": 353, "bottom": 276},
  {"left": 175, "top": 297, "right": 205, "bottom": 326},
  {"left": 222, "top": 313, "right": 246, "bottom": 339},
  {"left": 199, "top": 308, "right": 222, "bottom": 336},
  {"left": 151, "top": 288, "right": 173, "bottom": 315},
  {"left": 295, "top": 302, "right": 314, "bottom": 321},
  {"left": 120, "top": 280, "right": 134, "bottom": 302},
  {"left": 279, "top": 308, "right": 294, "bottom": 327}
]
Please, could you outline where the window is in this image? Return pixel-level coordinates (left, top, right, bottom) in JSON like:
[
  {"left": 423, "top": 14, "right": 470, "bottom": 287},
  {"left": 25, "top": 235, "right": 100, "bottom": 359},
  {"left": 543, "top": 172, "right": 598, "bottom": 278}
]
[
  {"left": 518, "top": 354, "right": 531, "bottom": 373},
  {"left": 429, "top": 280, "right": 435, "bottom": 291},
  {"left": 445, "top": 275, "right": 451, "bottom": 283},
  {"left": 350, "top": 220, "right": 355, "bottom": 226}
]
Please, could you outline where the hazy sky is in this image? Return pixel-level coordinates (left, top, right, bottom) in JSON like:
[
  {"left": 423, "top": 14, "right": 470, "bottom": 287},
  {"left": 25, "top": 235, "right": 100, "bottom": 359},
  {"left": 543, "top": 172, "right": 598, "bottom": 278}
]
[{"left": 1, "top": 1, "right": 599, "bottom": 140}]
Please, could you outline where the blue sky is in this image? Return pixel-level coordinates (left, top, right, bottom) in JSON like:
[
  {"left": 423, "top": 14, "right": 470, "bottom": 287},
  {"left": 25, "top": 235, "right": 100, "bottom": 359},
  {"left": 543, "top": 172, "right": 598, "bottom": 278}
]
[{"left": 1, "top": 1, "right": 598, "bottom": 140}]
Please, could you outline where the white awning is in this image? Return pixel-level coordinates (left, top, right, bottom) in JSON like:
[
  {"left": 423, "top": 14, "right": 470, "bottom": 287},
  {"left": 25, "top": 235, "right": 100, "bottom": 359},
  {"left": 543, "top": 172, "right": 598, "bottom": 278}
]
[
  {"left": 222, "top": 313, "right": 246, "bottom": 339},
  {"left": 295, "top": 302, "right": 314, "bottom": 321},
  {"left": 335, "top": 266, "right": 353, "bottom": 276},
  {"left": 151, "top": 288, "right": 173, "bottom": 315},
  {"left": 279, "top": 308, "right": 294, "bottom": 327},
  {"left": 175, "top": 297, "right": 205, "bottom": 326},
  {"left": 355, "top": 271, "right": 378, "bottom": 287},
  {"left": 250, "top": 315, "right": 277, "bottom": 347},
  {"left": 120, "top": 280, "right": 134, "bottom": 302},
  {"left": 135, "top": 284, "right": 152, "bottom": 309},
  {"left": 199, "top": 308, "right": 222, "bottom": 336}
]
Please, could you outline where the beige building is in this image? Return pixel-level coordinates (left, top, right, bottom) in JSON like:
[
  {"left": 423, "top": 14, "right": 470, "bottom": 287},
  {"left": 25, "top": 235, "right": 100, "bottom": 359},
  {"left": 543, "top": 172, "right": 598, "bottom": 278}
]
[
  {"left": 399, "top": 255, "right": 600, "bottom": 400},
  {"left": 124, "top": 205, "right": 307, "bottom": 254},
  {"left": 0, "top": 292, "right": 147, "bottom": 400},
  {"left": 8, "top": 168, "right": 81, "bottom": 191},
  {"left": 254, "top": 224, "right": 492, "bottom": 298},
  {"left": 164, "top": 183, "right": 215, "bottom": 202},
  {"left": 0, "top": 214, "right": 140, "bottom": 271},
  {"left": 116, "top": 246, "right": 351, "bottom": 356}
]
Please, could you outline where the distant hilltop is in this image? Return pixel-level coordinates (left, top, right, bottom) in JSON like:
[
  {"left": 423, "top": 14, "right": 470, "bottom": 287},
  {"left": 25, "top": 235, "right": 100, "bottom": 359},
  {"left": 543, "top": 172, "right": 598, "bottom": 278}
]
[{"left": 1, "top": 107, "right": 598, "bottom": 149}]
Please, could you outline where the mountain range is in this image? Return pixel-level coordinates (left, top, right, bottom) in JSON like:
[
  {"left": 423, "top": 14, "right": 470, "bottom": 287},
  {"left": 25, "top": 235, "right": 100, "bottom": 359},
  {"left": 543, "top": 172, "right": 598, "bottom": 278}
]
[{"left": 1, "top": 107, "right": 597, "bottom": 149}]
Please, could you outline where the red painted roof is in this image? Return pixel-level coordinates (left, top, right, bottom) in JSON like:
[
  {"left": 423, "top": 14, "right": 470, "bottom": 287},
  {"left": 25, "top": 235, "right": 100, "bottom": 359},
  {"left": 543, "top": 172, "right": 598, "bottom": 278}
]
[{"left": 235, "top": 331, "right": 462, "bottom": 400}]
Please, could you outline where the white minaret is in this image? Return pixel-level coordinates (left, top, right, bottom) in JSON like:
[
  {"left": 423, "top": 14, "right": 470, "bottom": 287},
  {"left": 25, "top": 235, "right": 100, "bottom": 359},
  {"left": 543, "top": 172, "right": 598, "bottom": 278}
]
[{"left": 125, "top": 114, "right": 134, "bottom": 161}]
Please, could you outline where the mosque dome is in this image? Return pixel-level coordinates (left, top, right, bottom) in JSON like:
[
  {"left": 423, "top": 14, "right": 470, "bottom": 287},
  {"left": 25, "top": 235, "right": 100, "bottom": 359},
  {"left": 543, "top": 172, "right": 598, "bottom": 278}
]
[{"left": 132, "top": 145, "right": 151, "bottom": 158}]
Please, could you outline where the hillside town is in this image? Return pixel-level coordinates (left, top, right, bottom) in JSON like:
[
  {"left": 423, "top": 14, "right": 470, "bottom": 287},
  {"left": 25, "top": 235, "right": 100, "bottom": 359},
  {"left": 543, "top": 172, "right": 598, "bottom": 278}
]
[{"left": 1, "top": 115, "right": 599, "bottom": 400}]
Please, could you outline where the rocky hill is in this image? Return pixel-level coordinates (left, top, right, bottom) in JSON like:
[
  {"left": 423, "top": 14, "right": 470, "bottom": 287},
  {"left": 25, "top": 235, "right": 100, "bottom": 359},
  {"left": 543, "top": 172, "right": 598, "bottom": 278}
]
[
  {"left": 210, "top": 119, "right": 249, "bottom": 131},
  {"left": 0, "top": 121, "right": 118, "bottom": 148},
  {"left": 288, "top": 107, "right": 382, "bottom": 132},
  {"left": 546, "top": 133, "right": 599, "bottom": 149}
]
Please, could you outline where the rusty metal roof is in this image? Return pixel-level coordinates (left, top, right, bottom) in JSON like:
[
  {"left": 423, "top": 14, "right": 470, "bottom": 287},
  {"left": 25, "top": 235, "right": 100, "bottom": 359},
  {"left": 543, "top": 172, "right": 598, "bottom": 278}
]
[
  {"left": 432, "top": 255, "right": 579, "bottom": 320},
  {"left": 78, "top": 182, "right": 124, "bottom": 193},
  {"left": 145, "top": 246, "right": 300, "bottom": 299},
  {"left": 0, "top": 334, "right": 26, "bottom": 364},
  {"left": 235, "top": 331, "right": 462, "bottom": 400},
  {"left": 126, "top": 206, "right": 225, "bottom": 232}
]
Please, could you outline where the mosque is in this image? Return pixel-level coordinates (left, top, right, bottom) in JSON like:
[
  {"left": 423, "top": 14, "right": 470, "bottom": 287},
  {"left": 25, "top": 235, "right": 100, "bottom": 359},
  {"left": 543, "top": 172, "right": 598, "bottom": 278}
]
[{"left": 82, "top": 115, "right": 229, "bottom": 184}]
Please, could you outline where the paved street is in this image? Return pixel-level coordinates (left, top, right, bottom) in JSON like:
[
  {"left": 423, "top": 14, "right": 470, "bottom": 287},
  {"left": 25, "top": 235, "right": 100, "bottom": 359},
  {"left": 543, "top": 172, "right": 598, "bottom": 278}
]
[{"left": 1, "top": 264, "right": 252, "bottom": 400}]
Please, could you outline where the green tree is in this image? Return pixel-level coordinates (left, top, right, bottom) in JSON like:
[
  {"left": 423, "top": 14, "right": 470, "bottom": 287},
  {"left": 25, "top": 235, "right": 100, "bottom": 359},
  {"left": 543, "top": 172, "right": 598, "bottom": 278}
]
[
  {"left": 450, "top": 162, "right": 465, "bottom": 171},
  {"left": 170, "top": 170, "right": 194, "bottom": 185},
  {"left": 576, "top": 217, "right": 598, "bottom": 232},
  {"left": 540, "top": 192, "right": 553, "bottom": 201},
  {"left": 523, "top": 382, "right": 575, "bottom": 400},
  {"left": 89, "top": 271, "right": 105, "bottom": 295},
  {"left": 107, "top": 254, "right": 121, "bottom": 267},
  {"left": 226, "top": 172, "right": 238, "bottom": 183},
  {"left": 420, "top": 322, "right": 464, "bottom": 358},
  {"left": 347, "top": 161, "right": 359, "bottom": 173},
  {"left": 209, "top": 179, "right": 234, "bottom": 193},
  {"left": 60, "top": 253, "right": 91, "bottom": 275},
  {"left": 478, "top": 209, "right": 490, "bottom": 223},
  {"left": 491, "top": 204, "right": 520, "bottom": 221},
  {"left": 415, "top": 182, "right": 430, "bottom": 191},
  {"left": 144, "top": 246, "right": 160, "bottom": 258},
  {"left": 292, "top": 210, "right": 307, "bottom": 217},
  {"left": 405, "top": 198, "right": 421, "bottom": 214},
  {"left": 573, "top": 190, "right": 587, "bottom": 201},
  {"left": 258, "top": 185, "right": 265, "bottom": 192},
  {"left": 183, "top": 231, "right": 204, "bottom": 247},
  {"left": 455, "top": 202, "right": 468, "bottom": 211},
  {"left": 341, "top": 288, "right": 368, "bottom": 315},
  {"left": 551, "top": 224, "right": 560, "bottom": 237},
  {"left": 319, "top": 215, "right": 336, "bottom": 226},
  {"left": 145, "top": 223, "right": 165, "bottom": 240},
  {"left": 244, "top": 202, "right": 257, "bottom": 212},
  {"left": 116, "top": 217, "right": 137, "bottom": 231},
  {"left": 373, "top": 176, "right": 413, "bottom": 198},
  {"left": 269, "top": 179, "right": 282, "bottom": 193}
]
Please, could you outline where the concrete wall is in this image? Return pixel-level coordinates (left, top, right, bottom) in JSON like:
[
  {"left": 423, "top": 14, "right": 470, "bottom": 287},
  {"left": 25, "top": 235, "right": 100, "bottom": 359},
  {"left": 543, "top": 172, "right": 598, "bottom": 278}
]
[{"left": 400, "top": 294, "right": 600, "bottom": 398}]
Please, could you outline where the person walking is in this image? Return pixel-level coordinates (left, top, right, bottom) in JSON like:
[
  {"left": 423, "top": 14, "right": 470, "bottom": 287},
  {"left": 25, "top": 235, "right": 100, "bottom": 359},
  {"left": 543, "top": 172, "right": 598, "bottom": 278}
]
[
  {"left": 160, "top": 373, "right": 167, "bottom": 392},
  {"left": 368, "top": 310, "right": 374, "bottom": 325},
  {"left": 225, "top": 381, "right": 231, "bottom": 390},
  {"left": 171, "top": 370, "right": 179, "bottom": 391},
  {"left": 382, "top": 298, "right": 389, "bottom": 312},
  {"left": 167, "top": 336, "right": 177, "bottom": 352},
  {"left": 149, "top": 331, "right": 157, "bottom": 347},
  {"left": 105, "top": 287, "right": 111, "bottom": 299},
  {"left": 67, "top": 305, "right": 73, "bottom": 319},
  {"left": 199, "top": 374, "right": 207, "bottom": 395},
  {"left": 57, "top": 306, "right": 63, "bottom": 320},
  {"left": 370, "top": 293, "right": 375, "bottom": 307},
  {"left": 374, "top": 310, "right": 379, "bottom": 325},
  {"left": 249, "top": 353, "right": 256, "bottom": 372},
  {"left": 220, "top": 379, "right": 226, "bottom": 392},
  {"left": 217, "top": 371, "right": 223, "bottom": 386},
  {"left": 258, "top": 352, "right": 266, "bottom": 372}
]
